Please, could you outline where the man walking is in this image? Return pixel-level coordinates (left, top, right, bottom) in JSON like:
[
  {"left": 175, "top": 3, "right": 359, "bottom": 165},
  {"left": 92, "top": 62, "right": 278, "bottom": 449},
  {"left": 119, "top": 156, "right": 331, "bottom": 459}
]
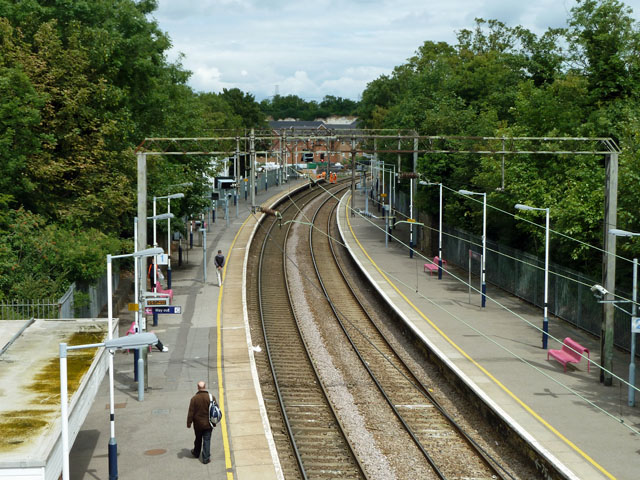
[
  {"left": 214, "top": 250, "right": 225, "bottom": 286},
  {"left": 187, "top": 381, "right": 214, "bottom": 464}
]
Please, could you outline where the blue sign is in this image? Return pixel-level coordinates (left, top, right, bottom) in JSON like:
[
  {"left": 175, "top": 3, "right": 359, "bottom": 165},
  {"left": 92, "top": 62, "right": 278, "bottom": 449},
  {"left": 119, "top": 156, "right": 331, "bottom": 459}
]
[{"left": 147, "top": 306, "right": 182, "bottom": 315}]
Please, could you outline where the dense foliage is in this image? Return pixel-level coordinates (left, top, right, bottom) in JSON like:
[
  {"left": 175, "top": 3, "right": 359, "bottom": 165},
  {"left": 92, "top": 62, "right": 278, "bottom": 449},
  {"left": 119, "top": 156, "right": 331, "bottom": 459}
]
[
  {"left": 358, "top": 0, "right": 640, "bottom": 279},
  {"left": 0, "top": 0, "right": 264, "bottom": 299},
  {"left": 260, "top": 94, "right": 359, "bottom": 120}
]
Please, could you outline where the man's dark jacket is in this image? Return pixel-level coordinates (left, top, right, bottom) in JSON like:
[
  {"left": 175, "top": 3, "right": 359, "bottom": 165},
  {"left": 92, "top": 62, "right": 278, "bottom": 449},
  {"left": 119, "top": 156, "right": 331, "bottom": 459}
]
[{"left": 187, "top": 390, "right": 214, "bottom": 431}]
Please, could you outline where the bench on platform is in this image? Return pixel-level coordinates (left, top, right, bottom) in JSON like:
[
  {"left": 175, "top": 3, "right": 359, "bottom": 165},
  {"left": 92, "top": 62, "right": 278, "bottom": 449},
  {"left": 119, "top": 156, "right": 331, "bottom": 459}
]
[
  {"left": 155, "top": 282, "right": 173, "bottom": 303},
  {"left": 547, "top": 337, "right": 590, "bottom": 372},
  {"left": 424, "top": 256, "right": 447, "bottom": 276}
]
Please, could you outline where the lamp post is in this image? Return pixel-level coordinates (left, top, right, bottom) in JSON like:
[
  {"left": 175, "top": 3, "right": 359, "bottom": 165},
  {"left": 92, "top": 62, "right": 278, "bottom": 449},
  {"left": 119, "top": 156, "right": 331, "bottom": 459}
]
[
  {"left": 105, "top": 247, "right": 161, "bottom": 479},
  {"left": 608, "top": 228, "right": 640, "bottom": 406},
  {"left": 421, "top": 181, "right": 444, "bottom": 279},
  {"left": 459, "top": 189, "right": 487, "bottom": 307},
  {"left": 147, "top": 212, "right": 174, "bottom": 292},
  {"left": 516, "top": 203, "right": 550, "bottom": 349},
  {"left": 60, "top": 332, "right": 158, "bottom": 480},
  {"left": 154, "top": 192, "right": 185, "bottom": 288}
]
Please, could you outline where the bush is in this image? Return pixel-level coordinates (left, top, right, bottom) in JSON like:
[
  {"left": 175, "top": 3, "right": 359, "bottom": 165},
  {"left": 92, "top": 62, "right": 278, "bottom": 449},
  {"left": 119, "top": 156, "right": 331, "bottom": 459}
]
[{"left": 0, "top": 208, "right": 123, "bottom": 300}]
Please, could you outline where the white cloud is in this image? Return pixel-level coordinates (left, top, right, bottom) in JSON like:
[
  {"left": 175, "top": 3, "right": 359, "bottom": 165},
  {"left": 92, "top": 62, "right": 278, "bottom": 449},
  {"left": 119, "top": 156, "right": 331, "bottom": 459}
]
[{"left": 154, "top": 0, "right": 640, "bottom": 100}]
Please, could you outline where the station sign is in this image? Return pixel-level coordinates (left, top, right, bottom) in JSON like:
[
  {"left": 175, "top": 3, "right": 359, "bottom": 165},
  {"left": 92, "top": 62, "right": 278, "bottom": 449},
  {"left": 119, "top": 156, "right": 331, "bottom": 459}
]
[
  {"left": 145, "top": 297, "right": 170, "bottom": 307},
  {"left": 145, "top": 306, "right": 182, "bottom": 315}
]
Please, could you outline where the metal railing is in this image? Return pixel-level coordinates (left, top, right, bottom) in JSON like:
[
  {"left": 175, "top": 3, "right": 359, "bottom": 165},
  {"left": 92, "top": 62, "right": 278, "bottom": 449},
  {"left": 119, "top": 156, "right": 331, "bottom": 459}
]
[
  {"left": 0, "top": 267, "right": 120, "bottom": 320},
  {"left": 0, "top": 299, "right": 60, "bottom": 320},
  {"left": 390, "top": 189, "right": 630, "bottom": 352}
]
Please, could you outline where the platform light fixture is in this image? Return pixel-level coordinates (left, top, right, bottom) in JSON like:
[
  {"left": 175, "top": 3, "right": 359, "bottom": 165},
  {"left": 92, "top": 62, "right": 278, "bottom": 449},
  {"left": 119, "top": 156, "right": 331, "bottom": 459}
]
[
  {"left": 608, "top": 228, "right": 640, "bottom": 406},
  {"left": 421, "top": 181, "right": 444, "bottom": 279},
  {"left": 459, "top": 189, "right": 487, "bottom": 307},
  {"left": 515, "top": 203, "right": 550, "bottom": 349},
  {"left": 60, "top": 333, "right": 158, "bottom": 480}
]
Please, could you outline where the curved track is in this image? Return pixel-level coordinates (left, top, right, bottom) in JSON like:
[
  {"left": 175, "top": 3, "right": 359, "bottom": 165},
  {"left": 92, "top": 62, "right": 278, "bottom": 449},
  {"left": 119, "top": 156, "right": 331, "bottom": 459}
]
[
  {"left": 309, "top": 193, "right": 511, "bottom": 479},
  {"left": 250, "top": 180, "right": 365, "bottom": 480},
  {"left": 247, "top": 180, "right": 521, "bottom": 479}
]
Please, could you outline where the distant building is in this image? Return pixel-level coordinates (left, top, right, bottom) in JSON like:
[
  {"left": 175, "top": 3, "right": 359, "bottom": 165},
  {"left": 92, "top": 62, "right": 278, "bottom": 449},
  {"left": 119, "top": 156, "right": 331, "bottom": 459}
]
[
  {"left": 268, "top": 118, "right": 361, "bottom": 165},
  {"left": 268, "top": 118, "right": 359, "bottom": 132}
]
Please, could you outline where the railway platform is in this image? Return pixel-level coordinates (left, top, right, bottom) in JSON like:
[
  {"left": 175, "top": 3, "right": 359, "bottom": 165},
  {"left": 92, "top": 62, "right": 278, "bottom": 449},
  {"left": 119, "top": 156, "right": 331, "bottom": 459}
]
[
  {"left": 69, "top": 179, "right": 640, "bottom": 480},
  {"left": 69, "top": 179, "right": 309, "bottom": 480},
  {"left": 338, "top": 188, "right": 640, "bottom": 480}
]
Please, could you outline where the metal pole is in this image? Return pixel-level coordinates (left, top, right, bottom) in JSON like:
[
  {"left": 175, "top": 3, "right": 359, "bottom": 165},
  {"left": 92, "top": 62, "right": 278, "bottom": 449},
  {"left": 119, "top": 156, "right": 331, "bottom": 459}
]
[
  {"left": 235, "top": 137, "right": 240, "bottom": 216},
  {"left": 281, "top": 132, "right": 285, "bottom": 185},
  {"left": 391, "top": 165, "right": 395, "bottom": 214},
  {"left": 438, "top": 183, "right": 443, "bottom": 280},
  {"left": 410, "top": 135, "right": 417, "bottom": 259},
  {"left": 133, "top": 217, "right": 140, "bottom": 381},
  {"left": 326, "top": 135, "right": 330, "bottom": 179},
  {"left": 381, "top": 162, "right": 385, "bottom": 213},
  {"left": 409, "top": 178, "right": 414, "bottom": 258},
  {"left": 60, "top": 343, "right": 70, "bottom": 480},
  {"left": 134, "top": 218, "right": 139, "bottom": 331},
  {"left": 167, "top": 198, "right": 172, "bottom": 289},
  {"left": 630, "top": 258, "right": 637, "bottom": 406},
  {"left": 481, "top": 193, "right": 487, "bottom": 308},
  {"left": 136, "top": 154, "right": 148, "bottom": 391},
  {"left": 468, "top": 251, "right": 472, "bottom": 303},
  {"left": 137, "top": 153, "right": 147, "bottom": 257},
  {"left": 542, "top": 208, "right": 550, "bottom": 349},
  {"left": 385, "top": 209, "right": 389, "bottom": 248},
  {"left": 601, "top": 152, "right": 618, "bottom": 385},
  {"left": 106, "top": 256, "right": 117, "bottom": 479},
  {"left": 351, "top": 138, "right": 356, "bottom": 216},
  {"left": 138, "top": 349, "right": 144, "bottom": 401},
  {"left": 202, "top": 229, "right": 207, "bottom": 283},
  {"left": 152, "top": 197, "right": 157, "bottom": 291},
  {"left": 250, "top": 128, "right": 256, "bottom": 211}
]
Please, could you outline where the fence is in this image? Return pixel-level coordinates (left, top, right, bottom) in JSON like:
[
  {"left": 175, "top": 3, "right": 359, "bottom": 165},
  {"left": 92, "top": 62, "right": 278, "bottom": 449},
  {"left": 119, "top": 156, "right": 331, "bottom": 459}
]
[
  {"left": 0, "top": 299, "right": 60, "bottom": 320},
  {"left": 391, "top": 189, "right": 631, "bottom": 352},
  {"left": 0, "top": 267, "right": 120, "bottom": 321}
]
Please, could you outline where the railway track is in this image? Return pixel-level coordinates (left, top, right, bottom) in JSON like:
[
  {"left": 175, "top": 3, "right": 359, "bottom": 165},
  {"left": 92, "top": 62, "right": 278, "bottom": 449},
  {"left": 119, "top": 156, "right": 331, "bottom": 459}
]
[
  {"left": 310, "top": 192, "right": 513, "bottom": 479},
  {"left": 248, "top": 180, "right": 365, "bottom": 480},
  {"left": 247, "top": 180, "right": 529, "bottom": 479}
]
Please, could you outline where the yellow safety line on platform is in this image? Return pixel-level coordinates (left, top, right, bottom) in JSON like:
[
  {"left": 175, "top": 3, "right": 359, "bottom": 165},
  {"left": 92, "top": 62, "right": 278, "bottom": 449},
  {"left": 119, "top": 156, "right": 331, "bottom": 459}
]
[
  {"left": 344, "top": 195, "right": 614, "bottom": 480},
  {"left": 217, "top": 214, "right": 252, "bottom": 480}
]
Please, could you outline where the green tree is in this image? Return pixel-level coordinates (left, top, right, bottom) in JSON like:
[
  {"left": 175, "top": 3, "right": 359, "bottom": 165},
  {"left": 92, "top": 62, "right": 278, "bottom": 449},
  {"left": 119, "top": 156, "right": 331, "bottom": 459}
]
[
  {"left": 567, "top": 0, "right": 640, "bottom": 101},
  {"left": 220, "top": 88, "right": 266, "bottom": 128}
]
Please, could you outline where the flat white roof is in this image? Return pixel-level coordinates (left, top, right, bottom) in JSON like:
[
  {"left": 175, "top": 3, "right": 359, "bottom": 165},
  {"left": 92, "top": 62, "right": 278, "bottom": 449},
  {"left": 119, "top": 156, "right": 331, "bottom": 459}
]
[{"left": 0, "top": 319, "right": 110, "bottom": 471}]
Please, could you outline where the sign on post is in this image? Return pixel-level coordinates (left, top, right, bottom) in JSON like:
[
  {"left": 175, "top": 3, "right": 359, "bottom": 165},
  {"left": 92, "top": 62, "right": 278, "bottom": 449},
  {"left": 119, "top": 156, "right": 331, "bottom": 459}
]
[
  {"left": 145, "top": 306, "right": 182, "bottom": 315},
  {"left": 144, "top": 297, "right": 170, "bottom": 307}
]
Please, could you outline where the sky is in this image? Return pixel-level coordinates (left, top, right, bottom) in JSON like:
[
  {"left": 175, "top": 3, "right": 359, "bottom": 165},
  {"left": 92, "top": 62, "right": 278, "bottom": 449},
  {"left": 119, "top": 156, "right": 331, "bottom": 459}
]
[{"left": 152, "top": 0, "right": 640, "bottom": 102}]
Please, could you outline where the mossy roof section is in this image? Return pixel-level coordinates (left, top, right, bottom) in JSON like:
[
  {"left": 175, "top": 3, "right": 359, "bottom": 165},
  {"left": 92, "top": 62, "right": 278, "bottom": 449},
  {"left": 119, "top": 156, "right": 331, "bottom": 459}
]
[{"left": 0, "top": 320, "right": 108, "bottom": 454}]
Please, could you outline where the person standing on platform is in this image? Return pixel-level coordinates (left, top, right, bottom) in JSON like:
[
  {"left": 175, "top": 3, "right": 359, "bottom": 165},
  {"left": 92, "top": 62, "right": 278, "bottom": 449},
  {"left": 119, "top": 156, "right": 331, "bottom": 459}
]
[
  {"left": 187, "top": 381, "right": 214, "bottom": 464},
  {"left": 214, "top": 250, "right": 225, "bottom": 286}
]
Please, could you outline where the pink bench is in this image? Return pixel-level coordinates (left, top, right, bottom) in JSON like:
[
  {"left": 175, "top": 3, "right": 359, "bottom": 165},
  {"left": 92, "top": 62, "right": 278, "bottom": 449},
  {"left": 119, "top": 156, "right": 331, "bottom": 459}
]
[
  {"left": 424, "top": 256, "right": 447, "bottom": 276},
  {"left": 548, "top": 337, "right": 590, "bottom": 372},
  {"left": 155, "top": 282, "right": 173, "bottom": 303}
]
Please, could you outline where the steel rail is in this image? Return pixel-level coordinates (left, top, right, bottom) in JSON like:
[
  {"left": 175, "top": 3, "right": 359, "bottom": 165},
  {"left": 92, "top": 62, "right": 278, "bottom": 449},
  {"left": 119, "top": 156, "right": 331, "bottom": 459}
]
[
  {"left": 256, "top": 180, "right": 365, "bottom": 479},
  {"left": 328, "top": 200, "right": 514, "bottom": 479},
  {"left": 310, "top": 196, "right": 512, "bottom": 479}
]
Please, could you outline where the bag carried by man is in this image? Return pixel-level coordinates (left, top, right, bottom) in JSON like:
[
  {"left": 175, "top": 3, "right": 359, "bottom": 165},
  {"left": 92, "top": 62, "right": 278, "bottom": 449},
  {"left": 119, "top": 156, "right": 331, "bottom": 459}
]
[{"left": 208, "top": 393, "right": 222, "bottom": 427}]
